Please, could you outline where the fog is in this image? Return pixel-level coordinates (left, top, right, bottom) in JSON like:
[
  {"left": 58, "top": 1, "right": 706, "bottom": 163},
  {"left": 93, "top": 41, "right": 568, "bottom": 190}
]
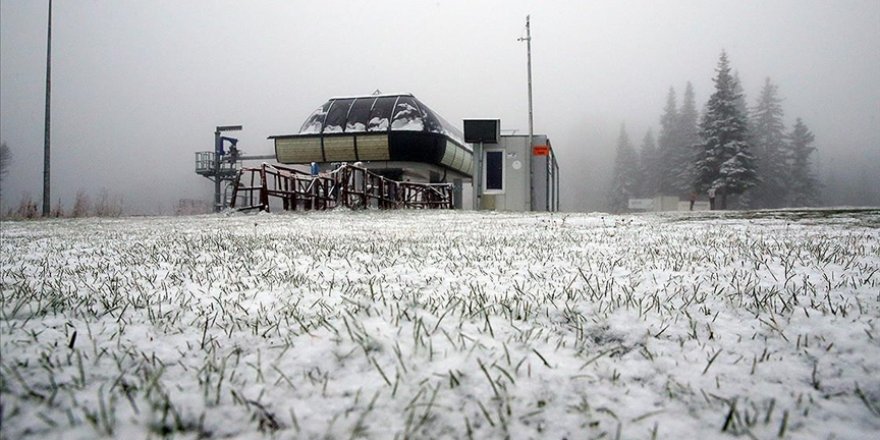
[{"left": 1, "top": 0, "right": 878, "bottom": 214}]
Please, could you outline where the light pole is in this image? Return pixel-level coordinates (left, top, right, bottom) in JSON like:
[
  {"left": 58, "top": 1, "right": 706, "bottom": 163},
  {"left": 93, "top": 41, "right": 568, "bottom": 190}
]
[
  {"left": 43, "top": 0, "right": 52, "bottom": 216},
  {"left": 518, "top": 15, "right": 534, "bottom": 205},
  {"left": 518, "top": 16, "right": 533, "bottom": 155}
]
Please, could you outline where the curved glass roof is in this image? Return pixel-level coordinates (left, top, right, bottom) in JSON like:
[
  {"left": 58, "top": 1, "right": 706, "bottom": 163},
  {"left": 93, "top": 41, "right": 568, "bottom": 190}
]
[{"left": 299, "top": 94, "right": 466, "bottom": 146}]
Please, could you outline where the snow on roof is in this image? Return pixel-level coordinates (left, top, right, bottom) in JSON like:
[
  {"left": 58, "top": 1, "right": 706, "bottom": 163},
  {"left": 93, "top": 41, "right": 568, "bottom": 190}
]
[{"left": 295, "top": 94, "right": 465, "bottom": 144}]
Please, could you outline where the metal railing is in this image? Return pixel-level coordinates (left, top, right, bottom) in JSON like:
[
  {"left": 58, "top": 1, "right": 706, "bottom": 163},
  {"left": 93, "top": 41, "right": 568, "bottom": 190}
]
[
  {"left": 230, "top": 163, "right": 454, "bottom": 212},
  {"left": 195, "top": 152, "right": 237, "bottom": 176}
]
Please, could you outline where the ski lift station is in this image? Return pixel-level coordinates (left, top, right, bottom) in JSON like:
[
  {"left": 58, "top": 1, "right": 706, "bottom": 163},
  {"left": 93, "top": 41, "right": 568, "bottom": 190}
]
[{"left": 196, "top": 93, "right": 559, "bottom": 212}]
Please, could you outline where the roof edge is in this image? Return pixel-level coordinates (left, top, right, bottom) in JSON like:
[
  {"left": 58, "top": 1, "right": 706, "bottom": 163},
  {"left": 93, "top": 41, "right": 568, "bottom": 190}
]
[{"left": 328, "top": 92, "right": 413, "bottom": 100}]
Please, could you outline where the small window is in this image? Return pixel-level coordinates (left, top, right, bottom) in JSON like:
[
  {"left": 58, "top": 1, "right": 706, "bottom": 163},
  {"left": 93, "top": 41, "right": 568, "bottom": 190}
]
[{"left": 485, "top": 150, "right": 504, "bottom": 192}]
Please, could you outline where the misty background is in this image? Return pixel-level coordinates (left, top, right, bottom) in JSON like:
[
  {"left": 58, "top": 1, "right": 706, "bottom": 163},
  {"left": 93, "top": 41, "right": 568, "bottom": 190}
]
[{"left": 1, "top": 0, "right": 878, "bottom": 215}]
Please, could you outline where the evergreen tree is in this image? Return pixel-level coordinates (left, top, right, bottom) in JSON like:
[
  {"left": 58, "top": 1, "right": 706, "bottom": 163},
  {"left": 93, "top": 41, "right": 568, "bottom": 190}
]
[
  {"left": 607, "top": 124, "right": 640, "bottom": 212},
  {"left": 733, "top": 72, "right": 749, "bottom": 121},
  {"left": 749, "top": 78, "right": 788, "bottom": 208},
  {"left": 657, "top": 87, "right": 679, "bottom": 194},
  {"left": 787, "top": 118, "right": 820, "bottom": 206},
  {"left": 730, "top": 71, "right": 755, "bottom": 208},
  {"left": 671, "top": 82, "right": 700, "bottom": 194},
  {"left": 637, "top": 129, "right": 660, "bottom": 197},
  {"left": 693, "top": 51, "right": 758, "bottom": 209}
]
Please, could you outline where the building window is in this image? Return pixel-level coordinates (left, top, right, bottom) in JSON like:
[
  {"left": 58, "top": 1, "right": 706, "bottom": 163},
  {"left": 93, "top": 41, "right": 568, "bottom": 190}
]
[{"left": 485, "top": 150, "right": 504, "bottom": 193}]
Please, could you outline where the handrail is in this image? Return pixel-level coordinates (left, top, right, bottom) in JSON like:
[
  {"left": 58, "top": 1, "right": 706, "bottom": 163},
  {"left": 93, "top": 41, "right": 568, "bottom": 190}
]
[{"left": 229, "top": 163, "right": 453, "bottom": 212}]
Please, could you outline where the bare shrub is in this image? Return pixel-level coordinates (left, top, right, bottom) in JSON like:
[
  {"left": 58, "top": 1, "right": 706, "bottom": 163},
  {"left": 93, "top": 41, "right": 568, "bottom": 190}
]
[
  {"left": 72, "top": 190, "right": 91, "bottom": 218},
  {"left": 94, "top": 188, "right": 124, "bottom": 217},
  {"left": 50, "top": 199, "right": 64, "bottom": 218},
  {"left": 0, "top": 142, "right": 10, "bottom": 202},
  {"left": 15, "top": 193, "right": 38, "bottom": 219},
  {"left": 175, "top": 199, "right": 211, "bottom": 216}
]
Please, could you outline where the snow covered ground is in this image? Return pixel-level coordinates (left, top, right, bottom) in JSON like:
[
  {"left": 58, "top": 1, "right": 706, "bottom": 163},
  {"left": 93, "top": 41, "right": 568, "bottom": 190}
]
[{"left": 1, "top": 209, "right": 879, "bottom": 439}]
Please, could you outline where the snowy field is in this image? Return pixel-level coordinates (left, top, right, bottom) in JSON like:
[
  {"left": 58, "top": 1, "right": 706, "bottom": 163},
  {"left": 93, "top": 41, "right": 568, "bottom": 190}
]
[{"left": 2, "top": 209, "right": 879, "bottom": 439}]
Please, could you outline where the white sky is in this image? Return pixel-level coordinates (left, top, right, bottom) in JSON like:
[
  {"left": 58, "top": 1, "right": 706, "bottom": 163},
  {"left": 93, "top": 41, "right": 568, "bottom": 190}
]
[{"left": 1, "top": 0, "right": 878, "bottom": 212}]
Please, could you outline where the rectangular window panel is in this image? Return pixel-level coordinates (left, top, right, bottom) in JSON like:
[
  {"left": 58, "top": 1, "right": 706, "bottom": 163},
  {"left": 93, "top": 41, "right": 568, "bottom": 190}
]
[
  {"left": 485, "top": 150, "right": 503, "bottom": 191},
  {"left": 322, "top": 99, "right": 354, "bottom": 134},
  {"left": 345, "top": 98, "right": 373, "bottom": 132},
  {"left": 355, "top": 135, "right": 390, "bottom": 161},
  {"left": 391, "top": 96, "right": 424, "bottom": 131},
  {"left": 464, "top": 119, "right": 500, "bottom": 143},
  {"left": 368, "top": 97, "right": 396, "bottom": 132},
  {"left": 275, "top": 137, "right": 323, "bottom": 163}
]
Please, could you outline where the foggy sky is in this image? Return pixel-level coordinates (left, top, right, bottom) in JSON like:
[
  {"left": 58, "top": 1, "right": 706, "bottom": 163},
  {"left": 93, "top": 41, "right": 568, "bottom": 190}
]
[{"left": 1, "top": 0, "right": 878, "bottom": 214}]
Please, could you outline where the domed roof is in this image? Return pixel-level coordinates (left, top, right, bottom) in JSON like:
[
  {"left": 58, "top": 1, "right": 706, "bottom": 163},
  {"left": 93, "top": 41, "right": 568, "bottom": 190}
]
[
  {"left": 271, "top": 93, "right": 473, "bottom": 178},
  {"left": 298, "top": 93, "right": 465, "bottom": 146}
]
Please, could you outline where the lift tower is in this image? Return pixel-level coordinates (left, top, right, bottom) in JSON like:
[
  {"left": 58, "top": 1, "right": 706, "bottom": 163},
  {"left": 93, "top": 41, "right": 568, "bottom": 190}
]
[{"left": 195, "top": 125, "right": 274, "bottom": 212}]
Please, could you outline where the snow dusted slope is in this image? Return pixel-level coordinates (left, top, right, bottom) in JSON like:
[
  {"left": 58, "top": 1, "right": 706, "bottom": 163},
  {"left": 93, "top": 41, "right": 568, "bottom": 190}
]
[{"left": 1, "top": 210, "right": 878, "bottom": 439}]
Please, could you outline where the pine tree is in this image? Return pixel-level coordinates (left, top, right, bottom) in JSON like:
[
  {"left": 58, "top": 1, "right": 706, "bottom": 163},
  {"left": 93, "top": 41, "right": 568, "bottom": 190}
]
[
  {"left": 749, "top": 78, "right": 788, "bottom": 208},
  {"left": 693, "top": 51, "right": 758, "bottom": 209},
  {"left": 787, "top": 118, "right": 820, "bottom": 206},
  {"left": 730, "top": 71, "right": 756, "bottom": 208},
  {"left": 657, "top": 87, "right": 679, "bottom": 195},
  {"left": 671, "top": 82, "right": 700, "bottom": 194},
  {"left": 733, "top": 72, "right": 749, "bottom": 121},
  {"left": 607, "top": 124, "right": 640, "bottom": 213},
  {"left": 637, "top": 129, "right": 660, "bottom": 197}
]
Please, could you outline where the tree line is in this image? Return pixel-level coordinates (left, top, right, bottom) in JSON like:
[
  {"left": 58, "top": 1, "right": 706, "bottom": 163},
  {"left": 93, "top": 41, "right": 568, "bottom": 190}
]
[
  {"left": 608, "top": 51, "right": 820, "bottom": 212},
  {"left": 4, "top": 189, "right": 124, "bottom": 219},
  {"left": 0, "top": 142, "right": 129, "bottom": 219}
]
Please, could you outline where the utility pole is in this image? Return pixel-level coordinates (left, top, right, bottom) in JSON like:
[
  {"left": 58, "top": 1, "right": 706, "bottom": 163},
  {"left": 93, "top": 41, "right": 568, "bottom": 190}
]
[
  {"left": 518, "top": 15, "right": 534, "bottom": 205},
  {"left": 523, "top": 16, "right": 533, "bottom": 151},
  {"left": 43, "top": 0, "right": 53, "bottom": 216}
]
